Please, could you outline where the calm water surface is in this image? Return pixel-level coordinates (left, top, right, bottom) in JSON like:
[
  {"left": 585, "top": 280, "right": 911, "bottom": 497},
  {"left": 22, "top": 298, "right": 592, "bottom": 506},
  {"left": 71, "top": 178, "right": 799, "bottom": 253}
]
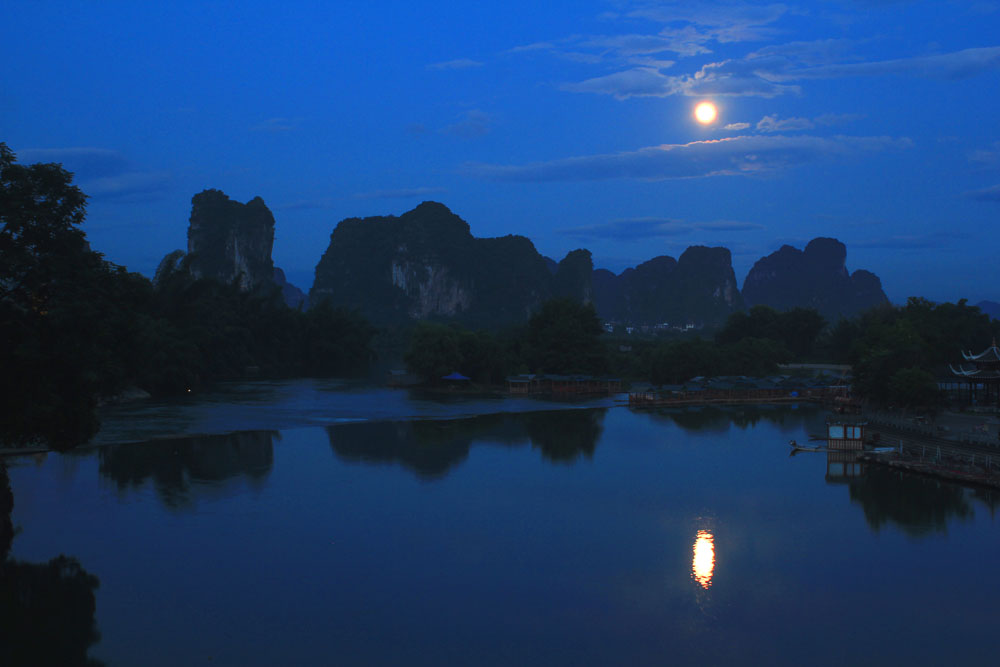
[{"left": 4, "top": 384, "right": 999, "bottom": 665}]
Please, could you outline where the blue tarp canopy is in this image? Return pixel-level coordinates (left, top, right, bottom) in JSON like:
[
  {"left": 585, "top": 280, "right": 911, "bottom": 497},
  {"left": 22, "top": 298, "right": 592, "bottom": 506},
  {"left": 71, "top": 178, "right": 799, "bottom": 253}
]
[{"left": 441, "top": 372, "right": 470, "bottom": 381}]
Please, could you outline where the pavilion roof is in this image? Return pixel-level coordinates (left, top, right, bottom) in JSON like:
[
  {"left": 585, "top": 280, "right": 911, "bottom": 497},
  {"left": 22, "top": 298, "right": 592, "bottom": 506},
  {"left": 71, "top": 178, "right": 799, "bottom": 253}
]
[
  {"left": 949, "top": 364, "right": 1000, "bottom": 379},
  {"left": 960, "top": 339, "right": 1000, "bottom": 363}
]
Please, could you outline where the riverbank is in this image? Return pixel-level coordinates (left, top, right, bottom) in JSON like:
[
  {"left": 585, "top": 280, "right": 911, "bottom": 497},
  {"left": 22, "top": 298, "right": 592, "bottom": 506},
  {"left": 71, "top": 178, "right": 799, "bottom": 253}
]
[
  {"left": 861, "top": 411, "right": 1000, "bottom": 489},
  {"left": 860, "top": 452, "right": 1000, "bottom": 490}
]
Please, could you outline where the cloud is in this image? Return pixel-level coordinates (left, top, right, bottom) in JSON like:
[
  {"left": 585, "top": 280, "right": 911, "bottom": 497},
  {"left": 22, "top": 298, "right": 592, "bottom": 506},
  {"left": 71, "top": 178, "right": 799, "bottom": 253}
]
[
  {"left": 252, "top": 117, "right": 299, "bottom": 132},
  {"left": 561, "top": 63, "right": 798, "bottom": 99},
  {"left": 466, "top": 134, "right": 911, "bottom": 183},
  {"left": 561, "top": 67, "right": 678, "bottom": 99},
  {"left": 16, "top": 146, "right": 172, "bottom": 202},
  {"left": 697, "top": 220, "right": 766, "bottom": 232},
  {"left": 756, "top": 114, "right": 814, "bottom": 132},
  {"left": 82, "top": 171, "right": 173, "bottom": 200},
  {"left": 575, "top": 44, "right": 1000, "bottom": 102},
  {"left": 814, "top": 112, "right": 865, "bottom": 127},
  {"left": 683, "top": 66, "right": 798, "bottom": 97},
  {"left": 506, "top": 41, "right": 558, "bottom": 54},
  {"left": 724, "top": 122, "right": 751, "bottom": 131},
  {"left": 276, "top": 187, "right": 449, "bottom": 210},
  {"left": 351, "top": 187, "right": 448, "bottom": 200},
  {"left": 581, "top": 34, "right": 683, "bottom": 57},
  {"left": 427, "top": 58, "right": 484, "bottom": 70},
  {"left": 778, "top": 45, "right": 1000, "bottom": 80},
  {"left": 17, "top": 147, "right": 129, "bottom": 177},
  {"left": 627, "top": 57, "right": 677, "bottom": 69},
  {"left": 559, "top": 218, "right": 694, "bottom": 241},
  {"left": 442, "top": 109, "right": 493, "bottom": 138},
  {"left": 852, "top": 232, "right": 966, "bottom": 249},
  {"left": 965, "top": 184, "right": 1000, "bottom": 201},
  {"left": 628, "top": 2, "right": 790, "bottom": 47},
  {"left": 747, "top": 38, "right": 859, "bottom": 65},
  {"left": 276, "top": 198, "right": 339, "bottom": 211},
  {"left": 969, "top": 141, "right": 1000, "bottom": 167},
  {"left": 558, "top": 216, "right": 766, "bottom": 241}
]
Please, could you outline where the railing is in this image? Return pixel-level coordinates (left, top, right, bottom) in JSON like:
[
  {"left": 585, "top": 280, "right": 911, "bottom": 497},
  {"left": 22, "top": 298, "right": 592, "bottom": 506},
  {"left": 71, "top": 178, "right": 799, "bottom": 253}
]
[{"left": 864, "top": 410, "right": 1000, "bottom": 449}]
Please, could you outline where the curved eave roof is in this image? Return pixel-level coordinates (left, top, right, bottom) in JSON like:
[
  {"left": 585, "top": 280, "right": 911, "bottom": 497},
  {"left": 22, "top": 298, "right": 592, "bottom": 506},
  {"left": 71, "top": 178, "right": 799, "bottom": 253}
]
[
  {"left": 961, "top": 344, "right": 1000, "bottom": 362},
  {"left": 950, "top": 364, "right": 1000, "bottom": 379}
]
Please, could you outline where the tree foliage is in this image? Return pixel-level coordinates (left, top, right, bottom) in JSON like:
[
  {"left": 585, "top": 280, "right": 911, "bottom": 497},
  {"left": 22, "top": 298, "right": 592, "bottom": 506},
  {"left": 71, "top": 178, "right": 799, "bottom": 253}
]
[
  {"left": 839, "top": 297, "right": 997, "bottom": 407},
  {"left": 524, "top": 298, "right": 607, "bottom": 375},
  {"left": 716, "top": 305, "right": 825, "bottom": 358},
  {"left": 404, "top": 323, "right": 510, "bottom": 384}
]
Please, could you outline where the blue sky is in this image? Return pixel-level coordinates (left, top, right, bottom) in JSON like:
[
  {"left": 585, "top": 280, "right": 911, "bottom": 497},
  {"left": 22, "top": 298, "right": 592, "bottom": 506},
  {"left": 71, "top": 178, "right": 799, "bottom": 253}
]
[{"left": 3, "top": 1, "right": 999, "bottom": 303}]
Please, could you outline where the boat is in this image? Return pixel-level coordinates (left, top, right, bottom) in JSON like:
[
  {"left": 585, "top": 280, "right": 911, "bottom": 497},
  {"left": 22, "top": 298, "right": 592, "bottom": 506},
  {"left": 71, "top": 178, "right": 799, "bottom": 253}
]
[{"left": 789, "top": 439, "right": 827, "bottom": 452}]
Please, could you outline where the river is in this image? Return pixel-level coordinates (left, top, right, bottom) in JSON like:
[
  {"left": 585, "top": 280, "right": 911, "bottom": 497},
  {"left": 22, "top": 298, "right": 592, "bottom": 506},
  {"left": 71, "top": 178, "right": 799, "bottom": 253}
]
[{"left": 3, "top": 381, "right": 998, "bottom": 665}]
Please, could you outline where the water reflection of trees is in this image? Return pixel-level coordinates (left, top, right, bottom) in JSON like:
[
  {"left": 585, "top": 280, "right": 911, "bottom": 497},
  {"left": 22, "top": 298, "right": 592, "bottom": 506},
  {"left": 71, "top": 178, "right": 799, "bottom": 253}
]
[
  {"left": 98, "top": 430, "right": 276, "bottom": 509},
  {"left": 524, "top": 410, "right": 604, "bottom": 463},
  {"left": 0, "top": 464, "right": 103, "bottom": 666},
  {"left": 326, "top": 409, "right": 606, "bottom": 479},
  {"left": 847, "top": 467, "right": 973, "bottom": 536},
  {"left": 638, "top": 404, "right": 826, "bottom": 435}
]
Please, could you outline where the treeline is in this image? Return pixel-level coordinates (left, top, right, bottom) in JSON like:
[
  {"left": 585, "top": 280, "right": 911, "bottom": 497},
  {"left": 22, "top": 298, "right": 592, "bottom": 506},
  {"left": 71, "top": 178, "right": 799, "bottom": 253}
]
[
  {"left": 0, "top": 145, "right": 374, "bottom": 449},
  {"left": 404, "top": 298, "right": 607, "bottom": 383},
  {"left": 830, "top": 298, "right": 999, "bottom": 407},
  {"left": 405, "top": 297, "right": 1000, "bottom": 412},
  {"left": 402, "top": 300, "right": 808, "bottom": 385}
]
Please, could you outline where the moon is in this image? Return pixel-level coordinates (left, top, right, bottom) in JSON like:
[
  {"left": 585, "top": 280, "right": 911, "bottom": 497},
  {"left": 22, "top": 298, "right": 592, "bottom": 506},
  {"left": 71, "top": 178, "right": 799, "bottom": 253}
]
[{"left": 694, "top": 102, "right": 717, "bottom": 125}]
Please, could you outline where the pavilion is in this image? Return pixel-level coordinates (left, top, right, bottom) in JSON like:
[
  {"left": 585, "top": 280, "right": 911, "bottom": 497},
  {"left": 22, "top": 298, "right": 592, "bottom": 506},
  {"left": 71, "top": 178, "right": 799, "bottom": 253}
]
[{"left": 949, "top": 339, "right": 1000, "bottom": 407}]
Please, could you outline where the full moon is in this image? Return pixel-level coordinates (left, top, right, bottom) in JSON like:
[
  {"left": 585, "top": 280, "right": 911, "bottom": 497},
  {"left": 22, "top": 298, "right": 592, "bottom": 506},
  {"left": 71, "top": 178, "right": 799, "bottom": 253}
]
[{"left": 694, "top": 102, "right": 717, "bottom": 124}]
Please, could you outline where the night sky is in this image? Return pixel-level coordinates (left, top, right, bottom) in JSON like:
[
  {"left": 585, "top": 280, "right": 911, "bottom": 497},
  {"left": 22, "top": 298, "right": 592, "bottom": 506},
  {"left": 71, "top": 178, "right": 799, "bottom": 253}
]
[{"left": 4, "top": 1, "right": 999, "bottom": 304}]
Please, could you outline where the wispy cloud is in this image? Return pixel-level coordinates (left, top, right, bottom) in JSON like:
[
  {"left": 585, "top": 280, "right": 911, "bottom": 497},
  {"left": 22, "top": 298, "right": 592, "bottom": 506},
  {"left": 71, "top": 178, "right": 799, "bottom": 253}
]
[
  {"left": 442, "top": 109, "right": 493, "bottom": 138},
  {"left": 627, "top": 2, "right": 790, "bottom": 49},
  {"left": 561, "top": 68, "right": 678, "bottom": 99},
  {"left": 556, "top": 31, "right": 1000, "bottom": 100},
  {"left": 277, "top": 186, "right": 449, "bottom": 210},
  {"left": 965, "top": 184, "right": 1000, "bottom": 202},
  {"left": 466, "top": 134, "right": 911, "bottom": 183},
  {"left": 969, "top": 141, "right": 1000, "bottom": 167},
  {"left": 777, "top": 45, "right": 1000, "bottom": 80},
  {"left": 251, "top": 117, "right": 299, "bottom": 132},
  {"left": 17, "top": 146, "right": 172, "bottom": 202},
  {"left": 276, "top": 198, "right": 339, "bottom": 211},
  {"left": 723, "top": 122, "right": 751, "bottom": 131},
  {"left": 561, "top": 63, "right": 799, "bottom": 99},
  {"left": 351, "top": 187, "right": 447, "bottom": 200},
  {"left": 559, "top": 218, "right": 693, "bottom": 241},
  {"left": 427, "top": 58, "right": 484, "bottom": 70},
  {"left": 814, "top": 112, "right": 865, "bottom": 127},
  {"left": 17, "top": 147, "right": 129, "bottom": 177},
  {"left": 756, "top": 114, "right": 814, "bottom": 132},
  {"left": 852, "top": 232, "right": 967, "bottom": 249},
  {"left": 698, "top": 220, "right": 766, "bottom": 232},
  {"left": 83, "top": 171, "right": 173, "bottom": 201},
  {"left": 558, "top": 216, "right": 766, "bottom": 241}
]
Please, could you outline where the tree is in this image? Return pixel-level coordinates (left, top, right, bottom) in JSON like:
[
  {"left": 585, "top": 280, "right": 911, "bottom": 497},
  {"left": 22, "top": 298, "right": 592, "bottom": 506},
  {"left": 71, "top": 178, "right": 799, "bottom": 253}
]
[
  {"left": 887, "top": 367, "right": 941, "bottom": 408},
  {"left": 0, "top": 144, "right": 114, "bottom": 448},
  {"left": 716, "top": 305, "right": 824, "bottom": 359},
  {"left": 524, "top": 298, "right": 607, "bottom": 375},
  {"left": 404, "top": 323, "right": 463, "bottom": 382}
]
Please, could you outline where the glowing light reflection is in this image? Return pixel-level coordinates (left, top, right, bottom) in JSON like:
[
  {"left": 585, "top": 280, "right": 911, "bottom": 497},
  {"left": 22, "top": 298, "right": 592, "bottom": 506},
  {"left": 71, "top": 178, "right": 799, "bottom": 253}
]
[{"left": 692, "top": 530, "right": 715, "bottom": 589}]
